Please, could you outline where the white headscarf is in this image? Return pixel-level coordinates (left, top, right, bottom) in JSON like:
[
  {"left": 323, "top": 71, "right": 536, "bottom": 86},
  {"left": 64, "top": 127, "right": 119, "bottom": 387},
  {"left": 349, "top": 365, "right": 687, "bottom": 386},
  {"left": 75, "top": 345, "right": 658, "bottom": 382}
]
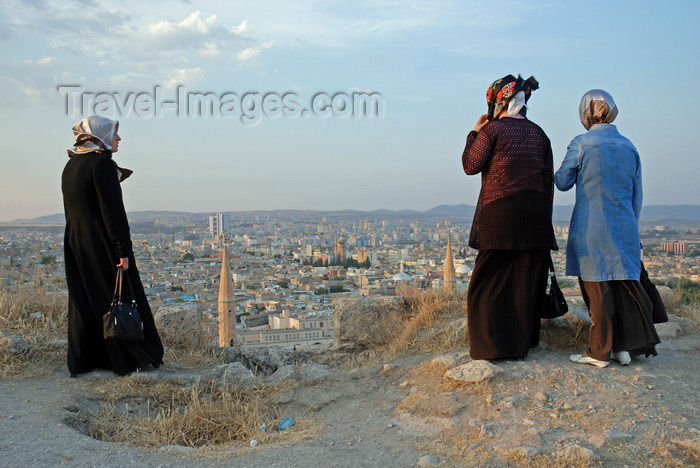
[
  {"left": 67, "top": 116, "right": 119, "bottom": 156},
  {"left": 579, "top": 89, "right": 618, "bottom": 130},
  {"left": 507, "top": 91, "right": 527, "bottom": 116}
]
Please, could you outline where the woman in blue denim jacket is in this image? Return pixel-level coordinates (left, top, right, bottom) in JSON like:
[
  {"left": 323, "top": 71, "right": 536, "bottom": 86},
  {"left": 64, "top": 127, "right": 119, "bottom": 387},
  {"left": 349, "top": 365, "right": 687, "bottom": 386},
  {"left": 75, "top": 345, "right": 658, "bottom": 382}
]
[{"left": 555, "top": 90, "right": 659, "bottom": 368}]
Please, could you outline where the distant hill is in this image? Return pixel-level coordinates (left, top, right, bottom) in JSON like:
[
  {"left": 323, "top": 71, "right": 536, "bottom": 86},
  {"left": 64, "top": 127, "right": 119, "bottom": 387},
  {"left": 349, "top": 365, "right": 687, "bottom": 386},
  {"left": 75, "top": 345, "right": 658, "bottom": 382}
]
[{"left": 4, "top": 205, "right": 700, "bottom": 225}]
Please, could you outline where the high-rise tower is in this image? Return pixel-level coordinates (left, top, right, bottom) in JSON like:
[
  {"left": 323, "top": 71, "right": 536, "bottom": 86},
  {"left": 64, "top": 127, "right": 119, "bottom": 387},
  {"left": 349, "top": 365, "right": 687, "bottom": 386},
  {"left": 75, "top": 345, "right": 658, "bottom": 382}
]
[
  {"left": 218, "top": 243, "right": 236, "bottom": 347},
  {"left": 443, "top": 232, "right": 456, "bottom": 292}
]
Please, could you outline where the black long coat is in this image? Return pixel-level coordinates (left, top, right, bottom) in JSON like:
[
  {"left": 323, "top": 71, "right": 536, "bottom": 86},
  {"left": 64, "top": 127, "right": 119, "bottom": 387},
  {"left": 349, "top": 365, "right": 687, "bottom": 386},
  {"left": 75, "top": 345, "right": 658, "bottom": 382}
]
[{"left": 62, "top": 152, "right": 163, "bottom": 375}]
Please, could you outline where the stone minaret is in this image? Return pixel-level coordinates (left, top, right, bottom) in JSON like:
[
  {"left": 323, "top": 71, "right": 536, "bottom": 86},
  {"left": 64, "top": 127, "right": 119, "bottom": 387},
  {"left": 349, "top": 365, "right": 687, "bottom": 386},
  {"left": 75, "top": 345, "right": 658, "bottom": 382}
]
[
  {"left": 443, "top": 232, "right": 456, "bottom": 292},
  {"left": 336, "top": 238, "right": 346, "bottom": 262},
  {"left": 218, "top": 243, "right": 236, "bottom": 347}
]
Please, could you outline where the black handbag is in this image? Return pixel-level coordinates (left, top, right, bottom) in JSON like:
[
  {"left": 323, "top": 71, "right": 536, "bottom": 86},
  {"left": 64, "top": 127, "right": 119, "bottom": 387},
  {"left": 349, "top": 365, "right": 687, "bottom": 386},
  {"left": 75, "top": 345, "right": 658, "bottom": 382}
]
[
  {"left": 540, "top": 256, "right": 568, "bottom": 319},
  {"left": 103, "top": 266, "right": 144, "bottom": 342},
  {"left": 640, "top": 261, "right": 668, "bottom": 323}
]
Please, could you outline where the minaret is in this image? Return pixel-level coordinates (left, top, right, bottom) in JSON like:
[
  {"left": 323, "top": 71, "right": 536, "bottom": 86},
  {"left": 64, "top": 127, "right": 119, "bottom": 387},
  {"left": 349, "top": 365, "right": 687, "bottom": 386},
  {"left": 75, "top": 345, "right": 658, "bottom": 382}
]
[
  {"left": 218, "top": 243, "right": 236, "bottom": 347},
  {"left": 443, "top": 231, "right": 456, "bottom": 292}
]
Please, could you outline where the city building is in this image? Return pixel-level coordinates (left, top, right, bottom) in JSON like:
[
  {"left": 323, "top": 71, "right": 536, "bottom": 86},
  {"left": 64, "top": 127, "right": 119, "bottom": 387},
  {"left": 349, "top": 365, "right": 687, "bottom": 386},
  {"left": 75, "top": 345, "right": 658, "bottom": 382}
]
[
  {"left": 661, "top": 241, "right": 687, "bottom": 255},
  {"left": 209, "top": 212, "right": 230, "bottom": 236}
]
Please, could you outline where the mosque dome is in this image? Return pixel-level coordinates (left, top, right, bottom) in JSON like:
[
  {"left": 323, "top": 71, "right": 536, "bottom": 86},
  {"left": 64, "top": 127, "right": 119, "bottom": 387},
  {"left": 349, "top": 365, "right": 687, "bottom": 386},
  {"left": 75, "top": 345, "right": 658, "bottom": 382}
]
[
  {"left": 393, "top": 272, "right": 411, "bottom": 282},
  {"left": 455, "top": 263, "right": 472, "bottom": 275}
]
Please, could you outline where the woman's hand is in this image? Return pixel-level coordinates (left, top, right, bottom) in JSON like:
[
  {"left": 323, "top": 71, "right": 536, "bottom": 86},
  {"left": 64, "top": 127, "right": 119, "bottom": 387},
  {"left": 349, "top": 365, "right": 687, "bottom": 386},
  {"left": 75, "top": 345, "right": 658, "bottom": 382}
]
[
  {"left": 473, "top": 114, "right": 489, "bottom": 132},
  {"left": 116, "top": 257, "right": 129, "bottom": 271}
]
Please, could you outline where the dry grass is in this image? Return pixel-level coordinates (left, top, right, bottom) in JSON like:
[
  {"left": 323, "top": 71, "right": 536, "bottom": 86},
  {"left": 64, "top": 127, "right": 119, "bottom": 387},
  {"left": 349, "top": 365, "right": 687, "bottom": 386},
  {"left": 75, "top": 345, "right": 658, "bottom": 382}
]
[
  {"left": 386, "top": 286, "right": 467, "bottom": 357},
  {"left": 0, "top": 271, "right": 67, "bottom": 377},
  {"left": 153, "top": 305, "right": 224, "bottom": 369},
  {"left": 540, "top": 318, "right": 589, "bottom": 350},
  {"left": 82, "top": 375, "right": 319, "bottom": 449}
]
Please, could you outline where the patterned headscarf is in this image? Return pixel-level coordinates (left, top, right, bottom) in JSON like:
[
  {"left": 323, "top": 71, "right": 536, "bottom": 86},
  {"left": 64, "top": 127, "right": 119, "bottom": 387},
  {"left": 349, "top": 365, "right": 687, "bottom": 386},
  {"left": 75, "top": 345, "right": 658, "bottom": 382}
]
[
  {"left": 579, "top": 89, "right": 618, "bottom": 130},
  {"left": 67, "top": 116, "right": 132, "bottom": 182},
  {"left": 486, "top": 74, "right": 539, "bottom": 120},
  {"left": 67, "top": 116, "right": 119, "bottom": 156}
]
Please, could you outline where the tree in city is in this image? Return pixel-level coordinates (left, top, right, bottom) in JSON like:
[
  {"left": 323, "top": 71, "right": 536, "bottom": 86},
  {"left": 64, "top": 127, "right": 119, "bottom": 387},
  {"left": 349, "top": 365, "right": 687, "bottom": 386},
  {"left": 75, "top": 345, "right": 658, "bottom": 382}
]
[
  {"left": 40, "top": 255, "right": 56, "bottom": 266},
  {"left": 182, "top": 252, "right": 194, "bottom": 262}
]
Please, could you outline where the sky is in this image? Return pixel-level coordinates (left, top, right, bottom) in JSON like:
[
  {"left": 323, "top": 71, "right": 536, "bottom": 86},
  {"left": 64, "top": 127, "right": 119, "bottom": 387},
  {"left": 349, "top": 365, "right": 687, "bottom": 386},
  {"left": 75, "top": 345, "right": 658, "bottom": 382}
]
[{"left": 0, "top": 0, "right": 698, "bottom": 222}]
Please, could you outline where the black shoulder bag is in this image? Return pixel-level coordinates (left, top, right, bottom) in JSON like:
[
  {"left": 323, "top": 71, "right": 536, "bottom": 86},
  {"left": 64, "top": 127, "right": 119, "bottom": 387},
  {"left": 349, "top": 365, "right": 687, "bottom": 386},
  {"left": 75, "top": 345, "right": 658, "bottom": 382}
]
[
  {"left": 103, "top": 266, "right": 144, "bottom": 342},
  {"left": 540, "top": 255, "right": 569, "bottom": 319}
]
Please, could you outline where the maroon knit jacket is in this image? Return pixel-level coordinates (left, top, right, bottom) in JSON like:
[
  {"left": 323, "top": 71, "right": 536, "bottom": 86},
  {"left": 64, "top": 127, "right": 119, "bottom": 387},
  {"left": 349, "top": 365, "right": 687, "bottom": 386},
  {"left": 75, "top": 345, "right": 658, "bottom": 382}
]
[{"left": 462, "top": 117, "right": 557, "bottom": 251}]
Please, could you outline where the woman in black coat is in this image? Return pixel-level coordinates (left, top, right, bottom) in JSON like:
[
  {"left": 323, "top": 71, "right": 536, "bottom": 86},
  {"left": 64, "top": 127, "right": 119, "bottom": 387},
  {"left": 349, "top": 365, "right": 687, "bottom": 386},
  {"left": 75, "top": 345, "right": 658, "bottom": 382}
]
[{"left": 62, "top": 116, "right": 163, "bottom": 376}]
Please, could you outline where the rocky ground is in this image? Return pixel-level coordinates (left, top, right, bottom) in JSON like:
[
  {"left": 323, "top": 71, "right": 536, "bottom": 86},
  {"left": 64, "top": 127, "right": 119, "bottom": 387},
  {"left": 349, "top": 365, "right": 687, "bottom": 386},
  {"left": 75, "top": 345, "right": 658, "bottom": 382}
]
[{"left": 1, "top": 307, "right": 699, "bottom": 467}]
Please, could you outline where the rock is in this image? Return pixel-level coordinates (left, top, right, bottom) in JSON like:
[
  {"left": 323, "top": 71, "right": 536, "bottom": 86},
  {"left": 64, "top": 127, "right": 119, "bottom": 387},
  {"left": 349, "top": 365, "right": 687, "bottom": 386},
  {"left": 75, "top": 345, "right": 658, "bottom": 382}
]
[
  {"left": 534, "top": 391, "right": 549, "bottom": 402},
  {"left": 604, "top": 430, "right": 634, "bottom": 442},
  {"left": 417, "top": 454, "right": 440, "bottom": 466},
  {"left": 655, "top": 322, "right": 683, "bottom": 338},
  {"left": 158, "top": 445, "right": 193, "bottom": 452},
  {"left": 223, "top": 346, "right": 313, "bottom": 376},
  {"left": 154, "top": 303, "right": 203, "bottom": 347},
  {"left": 588, "top": 435, "right": 607, "bottom": 449},
  {"left": 431, "top": 351, "right": 471, "bottom": 368},
  {"left": 0, "top": 335, "right": 30, "bottom": 356},
  {"left": 559, "top": 445, "right": 599, "bottom": 461},
  {"left": 514, "top": 446, "right": 540, "bottom": 457},
  {"left": 444, "top": 360, "right": 502, "bottom": 383},
  {"left": 268, "top": 362, "right": 332, "bottom": 384},
  {"left": 332, "top": 296, "right": 407, "bottom": 349},
  {"left": 479, "top": 424, "right": 499, "bottom": 438},
  {"left": 657, "top": 286, "right": 673, "bottom": 303},
  {"left": 221, "top": 362, "right": 256, "bottom": 388},
  {"left": 563, "top": 307, "right": 592, "bottom": 327},
  {"left": 672, "top": 438, "right": 700, "bottom": 454}
]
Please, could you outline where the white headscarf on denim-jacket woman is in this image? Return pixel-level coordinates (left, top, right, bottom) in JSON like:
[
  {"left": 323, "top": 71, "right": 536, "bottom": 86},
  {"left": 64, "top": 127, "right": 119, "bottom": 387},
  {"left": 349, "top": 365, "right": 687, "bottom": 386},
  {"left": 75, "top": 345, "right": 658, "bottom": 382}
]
[{"left": 579, "top": 89, "right": 618, "bottom": 130}]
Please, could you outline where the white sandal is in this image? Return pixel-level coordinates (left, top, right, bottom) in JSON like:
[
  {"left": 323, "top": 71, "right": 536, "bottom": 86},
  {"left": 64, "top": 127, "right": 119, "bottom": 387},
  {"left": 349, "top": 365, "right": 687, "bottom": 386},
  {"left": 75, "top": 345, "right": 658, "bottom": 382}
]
[{"left": 569, "top": 353, "right": 609, "bottom": 368}]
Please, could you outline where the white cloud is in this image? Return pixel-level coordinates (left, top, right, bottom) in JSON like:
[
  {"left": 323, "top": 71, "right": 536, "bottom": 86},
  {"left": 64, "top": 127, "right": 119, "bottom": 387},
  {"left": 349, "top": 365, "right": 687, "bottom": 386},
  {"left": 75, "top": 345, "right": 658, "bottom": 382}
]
[
  {"left": 238, "top": 40, "right": 274, "bottom": 61},
  {"left": 136, "top": 10, "right": 249, "bottom": 55},
  {"left": 199, "top": 41, "right": 221, "bottom": 59},
  {"left": 24, "top": 56, "right": 56, "bottom": 66},
  {"left": 145, "top": 11, "right": 217, "bottom": 43},
  {"left": 163, "top": 67, "right": 206, "bottom": 89}
]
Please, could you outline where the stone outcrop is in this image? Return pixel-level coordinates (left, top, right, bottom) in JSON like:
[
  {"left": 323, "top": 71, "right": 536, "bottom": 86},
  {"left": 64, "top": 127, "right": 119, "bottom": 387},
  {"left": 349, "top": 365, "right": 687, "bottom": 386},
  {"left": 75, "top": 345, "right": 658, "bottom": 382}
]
[
  {"left": 153, "top": 303, "right": 204, "bottom": 347},
  {"left": 223, "top": 345, "right": 310, "bottom": 376},
  {"left": 332, "top": 296, "right": 408, "bottom": 349},
  {"left": 0, "top": 334, "right": 30, "bottom": 356},
  {"left": 444, "top": 360, "right": 502, "bottom": 383}
]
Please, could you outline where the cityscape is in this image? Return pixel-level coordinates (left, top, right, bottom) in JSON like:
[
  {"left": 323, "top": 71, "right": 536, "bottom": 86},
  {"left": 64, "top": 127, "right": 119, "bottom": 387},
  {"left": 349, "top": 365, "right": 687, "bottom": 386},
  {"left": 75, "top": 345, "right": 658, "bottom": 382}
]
[{"left": 2, "top": 208, "right": 699, "bottom": 348}]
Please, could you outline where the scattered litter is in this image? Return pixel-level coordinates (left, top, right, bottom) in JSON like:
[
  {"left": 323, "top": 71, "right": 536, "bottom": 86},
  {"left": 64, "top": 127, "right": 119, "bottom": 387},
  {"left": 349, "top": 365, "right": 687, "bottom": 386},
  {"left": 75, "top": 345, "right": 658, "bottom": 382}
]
[
  {"left": 259, "top": 424, "right": 267, "bottom": 432},
  {"left": 278, "top": 416, "right": 294, "bottom": 430},
  {"left": 250, "top": 440, "right": 258, "bottom": 447}
]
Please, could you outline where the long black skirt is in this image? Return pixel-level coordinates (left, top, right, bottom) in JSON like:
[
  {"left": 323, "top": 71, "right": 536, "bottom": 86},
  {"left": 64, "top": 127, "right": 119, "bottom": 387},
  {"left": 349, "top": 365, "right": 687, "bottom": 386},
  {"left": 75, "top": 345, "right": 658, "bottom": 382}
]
[{"left": 467, "top": 249, "right": 550, "bottom": 360}]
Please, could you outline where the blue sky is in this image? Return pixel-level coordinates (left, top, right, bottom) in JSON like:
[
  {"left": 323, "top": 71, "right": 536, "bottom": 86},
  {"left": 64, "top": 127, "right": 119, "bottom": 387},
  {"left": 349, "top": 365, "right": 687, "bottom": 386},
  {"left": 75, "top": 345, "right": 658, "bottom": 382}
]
[{"left": 0, "top": 0, "right": 698, "bottom": 221}]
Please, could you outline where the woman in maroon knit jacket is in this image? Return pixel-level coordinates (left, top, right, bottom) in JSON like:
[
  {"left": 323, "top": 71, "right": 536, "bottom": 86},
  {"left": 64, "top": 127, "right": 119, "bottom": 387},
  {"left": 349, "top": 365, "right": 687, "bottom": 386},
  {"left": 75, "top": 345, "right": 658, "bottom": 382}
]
[{"left": 461, "top": 75, "right": 557, "bottom": 360}]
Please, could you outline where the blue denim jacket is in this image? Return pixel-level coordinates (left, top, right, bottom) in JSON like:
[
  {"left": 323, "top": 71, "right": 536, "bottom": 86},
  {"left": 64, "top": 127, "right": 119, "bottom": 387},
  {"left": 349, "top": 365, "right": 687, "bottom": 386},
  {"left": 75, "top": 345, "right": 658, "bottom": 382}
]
[{"left": 554, "top": 123, "right": 642, "bottom": 281}]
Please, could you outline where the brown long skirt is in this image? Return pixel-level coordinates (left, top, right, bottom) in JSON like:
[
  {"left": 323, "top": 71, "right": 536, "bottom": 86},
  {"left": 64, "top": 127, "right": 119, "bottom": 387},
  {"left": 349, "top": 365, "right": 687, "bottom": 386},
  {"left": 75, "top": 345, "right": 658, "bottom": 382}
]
[
  {"left": 579, "top": 279, "right": 660, "bottom": 361},
  {"left": 467, "top": 249, "right": 550, "bottom": 360}
]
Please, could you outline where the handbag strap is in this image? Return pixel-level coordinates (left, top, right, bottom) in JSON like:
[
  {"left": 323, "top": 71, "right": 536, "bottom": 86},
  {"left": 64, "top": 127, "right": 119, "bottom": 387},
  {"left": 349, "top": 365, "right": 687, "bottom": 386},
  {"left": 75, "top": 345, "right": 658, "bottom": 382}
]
[
  {"left": 112, "top": 267, "right": 123, "bottom": 305},
  {"left": 548, "top": 254, "right": 555, "bottom": 274},
  {"left": 121, "top": 267, "right": 137, "bottom": 304}
]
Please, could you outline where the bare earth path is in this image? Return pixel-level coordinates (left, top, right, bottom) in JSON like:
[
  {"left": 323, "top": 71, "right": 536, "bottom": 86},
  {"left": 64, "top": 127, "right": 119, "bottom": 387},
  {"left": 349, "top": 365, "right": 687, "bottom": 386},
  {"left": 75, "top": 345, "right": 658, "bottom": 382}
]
[{"left": 1, "top": 316, "right": 699, "bottom": 467}]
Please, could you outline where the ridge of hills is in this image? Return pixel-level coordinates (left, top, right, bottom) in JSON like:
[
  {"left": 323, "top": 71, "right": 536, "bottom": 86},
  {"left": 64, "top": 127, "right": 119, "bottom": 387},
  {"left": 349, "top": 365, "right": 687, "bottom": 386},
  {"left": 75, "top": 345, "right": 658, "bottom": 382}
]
[{"left": 5, "top": 204, "right": 700, "bottom": 225}]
